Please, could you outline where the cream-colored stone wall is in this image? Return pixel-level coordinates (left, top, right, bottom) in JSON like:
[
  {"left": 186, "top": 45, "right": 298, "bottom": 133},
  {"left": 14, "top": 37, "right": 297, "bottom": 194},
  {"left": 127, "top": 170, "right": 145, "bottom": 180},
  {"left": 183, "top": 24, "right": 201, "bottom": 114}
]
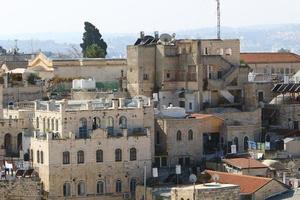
[
  {"left": 28, "top": 53, "right": 127, "bottom": 83},
  {"left": 244, "top": 82, "right": 275, "bottom": 110},
  {"left": 254, "top": 179, "right": 288, "bottom": 200},
  {"left": 0, "top": 118, "right": 29, "bottom": 156},
  {"left": 171, "top": 184, "right": 240, "bottom": 200},
  {"left": 156, "top": 116, "right": 224, "bottom": 166},
  {"left": 199, "top": 39, "right": 240, "bottom": 66},
  {"left": 2, "top": 86, "right": 43, "bottom": 106},
  {"left": 216, "top": 109, "right": 262, "bottom": 152},
  {"left": 30, "top": 129, "right": 152, "bottom": 199},
  {"left": 248, "top": 63, "right": 300, "bottom": 75},
  {"left": 28, "top": 98, "right": 154, "bottom": 199}
]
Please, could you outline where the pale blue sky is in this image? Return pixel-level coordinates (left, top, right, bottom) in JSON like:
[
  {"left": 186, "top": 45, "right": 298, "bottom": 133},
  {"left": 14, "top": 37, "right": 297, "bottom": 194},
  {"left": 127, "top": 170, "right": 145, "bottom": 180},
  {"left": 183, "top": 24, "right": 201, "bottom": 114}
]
[{"left": 1, "top": 0, "right": 300, "bottom": 34}]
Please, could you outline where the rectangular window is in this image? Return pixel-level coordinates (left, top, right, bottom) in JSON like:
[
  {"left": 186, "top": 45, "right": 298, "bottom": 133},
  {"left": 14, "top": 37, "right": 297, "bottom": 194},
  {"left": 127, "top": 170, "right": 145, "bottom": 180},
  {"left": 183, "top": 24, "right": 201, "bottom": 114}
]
[
  {"left": 143, "top": 74, "right": 149, "bottom": 80},
  {"left": 258, "top": 91, "right": 264, "bottom": 102},
  {"left": 189, "top": 102, "right": 192, "bottom": 110}
]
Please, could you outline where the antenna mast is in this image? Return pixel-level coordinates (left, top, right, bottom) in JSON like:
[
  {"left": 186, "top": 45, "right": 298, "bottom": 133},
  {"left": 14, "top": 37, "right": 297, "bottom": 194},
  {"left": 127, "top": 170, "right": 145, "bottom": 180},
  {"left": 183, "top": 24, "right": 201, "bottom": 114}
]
[{"left": 216, "top": 0, "right": 221, "bottom": 39}]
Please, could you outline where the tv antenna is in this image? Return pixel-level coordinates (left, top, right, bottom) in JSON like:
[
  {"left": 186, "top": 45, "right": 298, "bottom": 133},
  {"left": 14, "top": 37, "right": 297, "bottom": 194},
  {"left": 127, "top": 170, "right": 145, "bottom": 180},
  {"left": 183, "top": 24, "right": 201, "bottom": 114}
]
[{"left": 216, "top": 0, "right": 221, "bottom": 39}]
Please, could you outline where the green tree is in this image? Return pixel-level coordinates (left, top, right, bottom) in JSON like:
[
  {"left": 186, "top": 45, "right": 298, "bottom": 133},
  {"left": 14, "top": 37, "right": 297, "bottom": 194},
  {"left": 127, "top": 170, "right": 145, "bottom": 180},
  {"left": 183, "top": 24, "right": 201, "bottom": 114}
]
[
  {"left": 85, "top": 44, "right": 105, "bottom": 58},
  {"left": 80, "top": 22, "right": 107, "bottom": 58}
]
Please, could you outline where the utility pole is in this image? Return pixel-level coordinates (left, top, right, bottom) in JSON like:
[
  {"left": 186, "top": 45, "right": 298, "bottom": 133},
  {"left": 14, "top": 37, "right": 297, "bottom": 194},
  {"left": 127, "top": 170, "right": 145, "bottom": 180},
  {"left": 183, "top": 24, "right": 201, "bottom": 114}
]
[{"left": 216, "top": 0, "right": 221, "bottom": 39}]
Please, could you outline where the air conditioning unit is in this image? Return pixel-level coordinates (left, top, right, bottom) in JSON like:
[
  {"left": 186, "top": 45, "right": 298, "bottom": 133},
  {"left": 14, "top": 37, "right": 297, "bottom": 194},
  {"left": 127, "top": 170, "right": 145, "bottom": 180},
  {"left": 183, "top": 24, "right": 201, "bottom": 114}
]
[{"left": 123, "top": 193, "right": 131, "bottom": 199}]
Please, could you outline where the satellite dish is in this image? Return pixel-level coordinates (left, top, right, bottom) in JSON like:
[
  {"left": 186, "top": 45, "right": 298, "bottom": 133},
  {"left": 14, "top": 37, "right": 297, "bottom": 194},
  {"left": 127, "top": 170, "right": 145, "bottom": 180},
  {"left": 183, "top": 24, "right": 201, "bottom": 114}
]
[
  {"left": 189, "top": 174, "right": 197, "bottom": 183},
  {"left": 159, "top": 33, "right": 172, "bottom": 44},
  {"left": 212, "top": 174, "right": 220, "bottom": 183}
]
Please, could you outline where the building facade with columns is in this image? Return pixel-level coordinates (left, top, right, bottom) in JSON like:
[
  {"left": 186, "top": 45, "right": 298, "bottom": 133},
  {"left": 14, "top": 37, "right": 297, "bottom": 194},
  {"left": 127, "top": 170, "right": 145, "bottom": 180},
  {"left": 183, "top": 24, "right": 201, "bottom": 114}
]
[{"left": 29, "top": 97, "right": 154, "bottom": 199}]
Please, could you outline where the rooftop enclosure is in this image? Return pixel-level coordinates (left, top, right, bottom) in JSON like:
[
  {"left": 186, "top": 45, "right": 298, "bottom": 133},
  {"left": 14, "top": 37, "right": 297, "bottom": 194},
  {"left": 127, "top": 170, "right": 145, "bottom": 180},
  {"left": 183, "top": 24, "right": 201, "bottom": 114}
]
[{"left": 34, "top": 97, "right": 151, "bottom": 112}]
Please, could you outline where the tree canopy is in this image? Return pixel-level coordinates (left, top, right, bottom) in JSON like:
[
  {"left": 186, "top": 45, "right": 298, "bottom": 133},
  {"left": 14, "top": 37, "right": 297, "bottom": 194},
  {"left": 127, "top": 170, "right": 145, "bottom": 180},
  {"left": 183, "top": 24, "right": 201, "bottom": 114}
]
[{"left": 80, "top": 22, "right": 107, "bottom": 58}]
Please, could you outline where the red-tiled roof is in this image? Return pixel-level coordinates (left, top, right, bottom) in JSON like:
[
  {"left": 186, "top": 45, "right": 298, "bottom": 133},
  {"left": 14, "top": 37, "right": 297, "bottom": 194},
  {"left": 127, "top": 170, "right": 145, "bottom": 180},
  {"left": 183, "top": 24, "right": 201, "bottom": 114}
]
[
  {"left": 223, "top": 158, "right": 268, "bottom": 169},
  {"left": 241, "top": 52, "right": 300, "bottom": 64},
  {"left": 205, "top": 170, "right": 272, "bottom": 194}
]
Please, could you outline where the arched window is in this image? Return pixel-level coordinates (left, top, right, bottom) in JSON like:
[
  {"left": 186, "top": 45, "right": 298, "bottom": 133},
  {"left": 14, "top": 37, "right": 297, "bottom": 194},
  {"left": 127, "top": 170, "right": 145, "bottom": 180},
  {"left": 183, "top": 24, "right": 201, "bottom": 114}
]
[
  {"left": 96, "top": 150, "right": 103, "bottom": 162},
  {"left": 116, "top": 180, "right": 122, "bottom": 193},
  {"left": 107, "top": 117, "right": 114, "bottom": 128},
  {"left": 130, "top": 178, "right": 137, "bottom": 194},
  {"left": 30, "top": 149, "right": 34, "bottom": 162},
  {"left": 119, "top": 116, "right": 127, "bottom": 129},
  {"left": 79, "top": 118, "right": 88, "bottom": 138},
  {"left": 77, "top": 151, "right": 84, "bottom": 164},
  {"left": 234, "top": 137, "right": 239, "bottom": 152},
  {"left": 37, "top": 150, "right": 40, "bottom": 163},
  {"left": 107, "top": 116, "right": 114, "bottom": 135},
  {"left": 63, "top": 182, "right": 71, "bottom": 197},
  {"left": 4, "top": 133, "right": 12, "bottom": 152},
  {"left": 188, "top": 130, "right": 193, "bottom": 140},
  {"left": 115, "top": 149, "right": 122, "bottom": 162},
  {"left": 36, "top": 117, "right": 39, "bottom": 128},
  {"left": 77, "top": 181, "right": 85, "bottom": 196},
  {"left": 93, "top": 117, "right": 101, "bottom": 130},
  {"left": 130, "top": 148, "right": 137, "bottom": 161},
  {"left": 47, "top": 118, "right": 50, "bottom": 130},
  {"left": 176, "top": 131, "right": 182, "bottom": 141},
  {"left": 51, "top": 118, "right": 54, "bottom": 130},
  {"left": 43, "top": 118, "right": 46, "bottom": 132},
  {"left": 55, "top": 119, "right": 59, "bottom": 131},
  {"left": 244, "top": 136, "right": 249, "bottom": 151},
  {"left": 17, "top": 132, "right": 22, "bottom": 151},
  {"left": 40, "top": 151, "right": 44, "bottom": 164},
  {"left": 97, "top": 181, "right": 105, "bottom": 194},
  {"left": 63, "top": 151, "right": 70, "bottom": 164}
]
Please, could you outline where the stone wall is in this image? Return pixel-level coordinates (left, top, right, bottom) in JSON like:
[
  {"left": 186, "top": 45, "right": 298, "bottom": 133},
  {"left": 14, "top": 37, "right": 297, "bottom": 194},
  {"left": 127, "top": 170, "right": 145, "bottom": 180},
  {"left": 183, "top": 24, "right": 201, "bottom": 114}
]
[
  {"left": 3, "top": 86, "right": 43, "bottom": 106},
  {"left": 155, "top": 116, "right": 224, "bottom": 166},
  {"left": 0, "top": 178, "right": 42, "bottom": 200},
  {"left": 171, "top": 184, "right": 240, "bottom": 200},
  {"left": 254, "top": 179, "right": 288, "bottom": 200},
  {"left": 244, "top": 82, "right": 275, "bottom": 110}
]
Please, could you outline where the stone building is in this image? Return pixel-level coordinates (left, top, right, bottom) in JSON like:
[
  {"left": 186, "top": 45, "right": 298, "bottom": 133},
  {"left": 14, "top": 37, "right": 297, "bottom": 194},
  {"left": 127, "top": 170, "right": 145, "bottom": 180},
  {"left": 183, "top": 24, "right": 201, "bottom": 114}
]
[
  {"left": 0, "top": 84, "right": 3, "bottom": 117},
  {"left": 241, "top": 52, "right": 300, "bottom": 81},
  {"left": 0, "top": 118, "right": 29, "bottom": 158},
  {"left": 222, "top": 158, "right": 268, "bottom": 177},
  {"left": 154, "top": 109, "right": 261, "bottom": 168},
  {"left": 205, "top": 170, "right": 289, "bottom": 200},
  {"left": 127, "top": 33, "right": 249, "bottom": 112},
  {"left": 29, "top": 97, "right": 154, "bottom": 199},
  {"left": 27, "top": 53, "right": 127, "bottom": 83},
  {"left": 135, "top": 183, "right": 240, "bottom": 200},
  {"left": 155, "top": 114, "right": 224, "bottom": 168}
]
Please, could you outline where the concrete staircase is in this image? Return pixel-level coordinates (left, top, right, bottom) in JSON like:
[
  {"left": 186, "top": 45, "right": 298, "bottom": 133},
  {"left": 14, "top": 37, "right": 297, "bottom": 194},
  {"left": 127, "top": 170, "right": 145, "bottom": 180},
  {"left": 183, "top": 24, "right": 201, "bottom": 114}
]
[{"left": 219, "top": 90, "right": 235, "bottom": 103}]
